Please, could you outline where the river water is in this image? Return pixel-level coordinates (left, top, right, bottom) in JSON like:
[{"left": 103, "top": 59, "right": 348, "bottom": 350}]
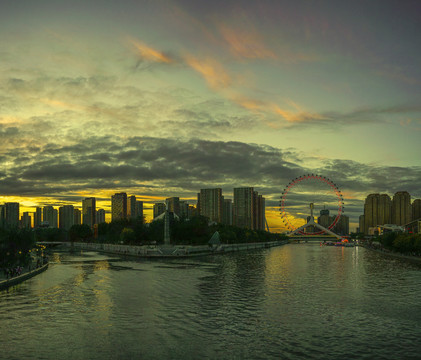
[{"left": 1, "top": 244, "right": 421, "bottom": 359}]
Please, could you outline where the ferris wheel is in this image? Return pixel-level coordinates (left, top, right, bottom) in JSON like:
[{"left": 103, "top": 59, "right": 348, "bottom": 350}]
[{"left": 280, "top": 174, "right": 344, "bottom": 235}]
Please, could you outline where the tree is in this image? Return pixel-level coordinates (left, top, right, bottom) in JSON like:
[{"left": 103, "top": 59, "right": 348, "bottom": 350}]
[
  {"left": 120, "top": 228, "right": 135, "bottom": 244},
  {"left": 69, "top": 224, "right": 93, "bottom": 242}
]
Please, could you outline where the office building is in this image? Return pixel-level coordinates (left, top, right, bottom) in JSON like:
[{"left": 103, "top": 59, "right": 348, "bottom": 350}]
[
  {"left": 135, "top": 201, "right": 143, "bottom": 221},
  {"left": 43, "top": 206, "right": 57, "bottom": 228},
  {"left": 21, "top": 212, "right": 31, "bottom": 228},
  {"left": 189, "top": 205, "right": 198, "bottom": 218},
  {"left": 34, "top": 207, "right": 42, "bottom": 227},
  {"left": 166, "top": 197, "right": 180, "bottom": 216},
  {"left": 0, "top": 205, "right": 5, "bottom": 227},
  {"left": 59, "top": 205, "right": 74, "bottom": 230},
  {"left": 233, "top": 187, "right": 254, "bottom": 229},
  {"left": 198, "top": 188, "right": 223, "bottom": 224},
  {"left": 412, "top": 199, "right": 421, "bottom": 221},
  {"left": 96, "top": 209, "right": 106, "bottom": 224},
  {"left": 378, "top": 194, "right": 392, "bottom": 225},
  {"left": 333, "top": 215, "right": 349, "bottom": 235},
  {"left": 74, "top": 209, "right": 81, "bottom": 225},
  {"left": 5, "top": 202, "right": 19, "bottom": 228},
  {"left": 392, "top": 191, "right": 411, "bottom": 226},
  {"left": 153, "top": 203, "right": 166, "bottom": 219},
  {"left": 256, "top": 194, "right": 266, "bottom": 231},
  {"left": 111, "top": 193, "right": 127, "bottom": 221},
  {"left": 127, "top": 195, "right": 137, "bottom": 219},
  {"left": 82, "top": 197, "right": 96, "bottom": 227},
  {"left": 363, "top": 194, "right": 392, "bottom": 234},
  {"left": 179, "top": 201, "right": 189, "bottom": 219},
  {"left": 318, "top": 208, "right": 333, "bottom": 228},
  {"left": 222, "top": 199, "right": 233, "bottom": 225},
  {"left": 359, "top": 215, "right": 364, "bottom": 234}
]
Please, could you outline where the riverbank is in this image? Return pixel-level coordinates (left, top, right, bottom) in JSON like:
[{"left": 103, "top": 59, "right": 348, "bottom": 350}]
[
  {"left": 360, "top": 244, "right": 421, "bottom": 264},
  {"left": 0, "top": 263, "right": 49, "bottom": 291},
  {"left": 65, "top": 240, "right": 288, "bottom": 258}
]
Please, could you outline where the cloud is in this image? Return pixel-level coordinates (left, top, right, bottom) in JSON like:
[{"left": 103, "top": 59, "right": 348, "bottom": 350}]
[
  {"left": 218, "top": 23, "right": 276, "bottom": 60},
  {"left": 129, "top": 38, "right": 175, "bottom": 64},
  {"left": 184, "top": 55, "right": 232, "bottom": 90},
  {"left": 229, "top": 94, "right": 328, "bottom": 126},
  {"left": 2, "top": 135, "right": 420, "bottom": 227},
  {"left": 1, "top": 132, "right": 420, "bottom": 231}
]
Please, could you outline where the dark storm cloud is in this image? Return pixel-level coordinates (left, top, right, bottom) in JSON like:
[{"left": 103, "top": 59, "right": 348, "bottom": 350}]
[
  {"left": 280, "top": 103, "right": 421, "bottom": 128},
  {"left": 2, "top": 136, "right": 420, "bottom": 204},
  {"left": 321, "top": 159, "right": 421, "bottom": 197}
]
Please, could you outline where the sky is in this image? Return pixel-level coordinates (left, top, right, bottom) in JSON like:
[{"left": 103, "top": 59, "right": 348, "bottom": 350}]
[{"left": 1, "top": 0, "right": 420, "bottom": 232}]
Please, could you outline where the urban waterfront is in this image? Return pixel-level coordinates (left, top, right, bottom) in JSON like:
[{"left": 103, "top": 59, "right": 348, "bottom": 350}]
[{"left": 1, "top": 244, "right": 421, "bottom": 359}]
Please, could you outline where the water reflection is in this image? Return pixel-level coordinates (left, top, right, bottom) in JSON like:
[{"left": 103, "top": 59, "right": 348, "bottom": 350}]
[{"left": 1, "top": 246, "right": 421, "bottom": 359}]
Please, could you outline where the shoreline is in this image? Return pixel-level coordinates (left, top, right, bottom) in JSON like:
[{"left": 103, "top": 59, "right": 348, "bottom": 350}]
[
  {"left": 64, "top": 240, "right": 288, "bottom": 258},
  {"left": 360, "top": 244, "right": 421, "bottom": 264},
  {"left": 0, "top": 263, "right": 49, "bottom": 291}
]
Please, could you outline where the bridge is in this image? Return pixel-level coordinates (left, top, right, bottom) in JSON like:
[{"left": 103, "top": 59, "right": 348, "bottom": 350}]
[
  {"left": 36, "top": 242, "right": 66, "bottom": 247},
  {"left": 286, "top": 203, "right": 342, "bottom": 240}
]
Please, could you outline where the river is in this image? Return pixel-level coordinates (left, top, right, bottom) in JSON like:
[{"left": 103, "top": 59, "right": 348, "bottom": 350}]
[{"left": 1, "top": 244, "right": 421, "bottom": 359}]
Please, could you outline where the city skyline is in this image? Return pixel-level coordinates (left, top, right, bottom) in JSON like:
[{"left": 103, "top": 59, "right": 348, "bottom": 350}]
[
  {"left": 1, "top": 1, "right": 420, "bottom": 232},
  {"left": 2, "top": 188, "right": 420, "bottom": 234}
]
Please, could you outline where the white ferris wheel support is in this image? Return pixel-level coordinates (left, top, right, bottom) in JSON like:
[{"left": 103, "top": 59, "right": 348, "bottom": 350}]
[{"left": 288, "top": 203, "right": 341, "bottom": 239}]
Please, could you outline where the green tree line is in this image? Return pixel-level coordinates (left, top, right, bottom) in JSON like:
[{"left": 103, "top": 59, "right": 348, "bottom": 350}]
[{"left": 378, "top": 232, "right": 421, "bottom": 255}]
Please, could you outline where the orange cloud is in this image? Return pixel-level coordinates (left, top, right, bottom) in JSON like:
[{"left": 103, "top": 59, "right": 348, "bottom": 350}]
[
  {"left": 184, "top": 55, "right": 232, "bottom": 90},
  {"left": 230, "top": 94, "right": 326, "bottom": 126},
  {"left": 273, "top": 106, "right": 326, "bottom": 124},
  {"left": 218, "top": 24, "right": 276, "bottom": 60},
  {"left": 129, "top": 38, "right": 173, "bottom": 63}
]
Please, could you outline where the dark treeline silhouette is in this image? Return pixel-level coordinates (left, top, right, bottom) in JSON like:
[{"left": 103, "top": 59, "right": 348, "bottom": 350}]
[
  {"left": 68, "top": 216, "right": 287, "bottom": 245},
  {"left": 0, "top": 227, "right": 35, "bottom": 269}
]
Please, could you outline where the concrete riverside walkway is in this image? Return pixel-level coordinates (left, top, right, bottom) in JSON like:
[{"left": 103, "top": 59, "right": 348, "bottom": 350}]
[
  {"left": 66, "top": 240, "right": 288, "bottom": 258},
  {"left": 0, "top": 263, "right": 49, "bottom": 291}
]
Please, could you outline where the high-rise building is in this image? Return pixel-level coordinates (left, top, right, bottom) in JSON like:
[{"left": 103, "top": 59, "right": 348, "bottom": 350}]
[
  {"left": 43, "top": 206, "right": 58, "bottom": 228},
  {"left": 82, "top": 197, "right": 96, "bottom": 227},
  {"left": 233, "top": 187, "right": 254, "bottom": 229},
  {"left": 34, "top": 207, "right": 42, "bottom": 228},
  {"left": 21, "top": 212, "right": 31, "bottom": 228},
  {"left": 392, "top": 191, "right": 411, "bottom": 226},
  {"left": 363, "top": 194, "right": 379, "bottom": 234},
  {"left": 166, "top": 197, "right": 180, "bottom": 216},
  {"left": 318, "top": 208, "right": 333, "bottom": 228},
  {"left": 412, "top": 199, "right": 421, "bottom": 221},
  {"left": 96, "top": 209, "right": 106, "bottom": 224},
  {"left": 333, "top": 215, "right": 349, "bottom": 235},
  {"left": 222, "top": 199, "right": 233, "bottom": 225},
  {"left": 5, "top": 202, "right": 19, "bottom": 228},
  {"left": 189, "top": 205, "right": 198, "bottom": 218},
  {"left": 127, "top": 195, "right": 137, "bottom": 219},
  {"left": 59, "top": 205, "right": 74, "bottom": 230},
  {"left": 256, "top": 194, "right": 266, "bottom": 231},
  {"left": 179, "top": 201, "right": 189, "bottom": 219},
  {"left": 135, "top": 201, "right": 143, "bottom": 221},
  {"left": 153, "top": 203, "right": 166, "bottom": 219},
  {"left": 359, "top": 215, "right": 365, "bottom": 234},
  {"left": 74, "top": 209, "right": 81, "bottom": 225},
  {"left": 111, "top": 193, "right": 127, "bottom": 221},
  {"left": 378, "top": 194, "right": 392, "bottom": 225},
  {"left": 363, "top": 193, "right": 392, "bottom": 234},
  {"left": 0, "top": 205, "right": 5, "bottom": 228},
  {"left": 126, "top": 196, "right": 143, "bottom": 221},
  {"left": 198, "top": 188, "right": 223, "bottom": 224}
]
